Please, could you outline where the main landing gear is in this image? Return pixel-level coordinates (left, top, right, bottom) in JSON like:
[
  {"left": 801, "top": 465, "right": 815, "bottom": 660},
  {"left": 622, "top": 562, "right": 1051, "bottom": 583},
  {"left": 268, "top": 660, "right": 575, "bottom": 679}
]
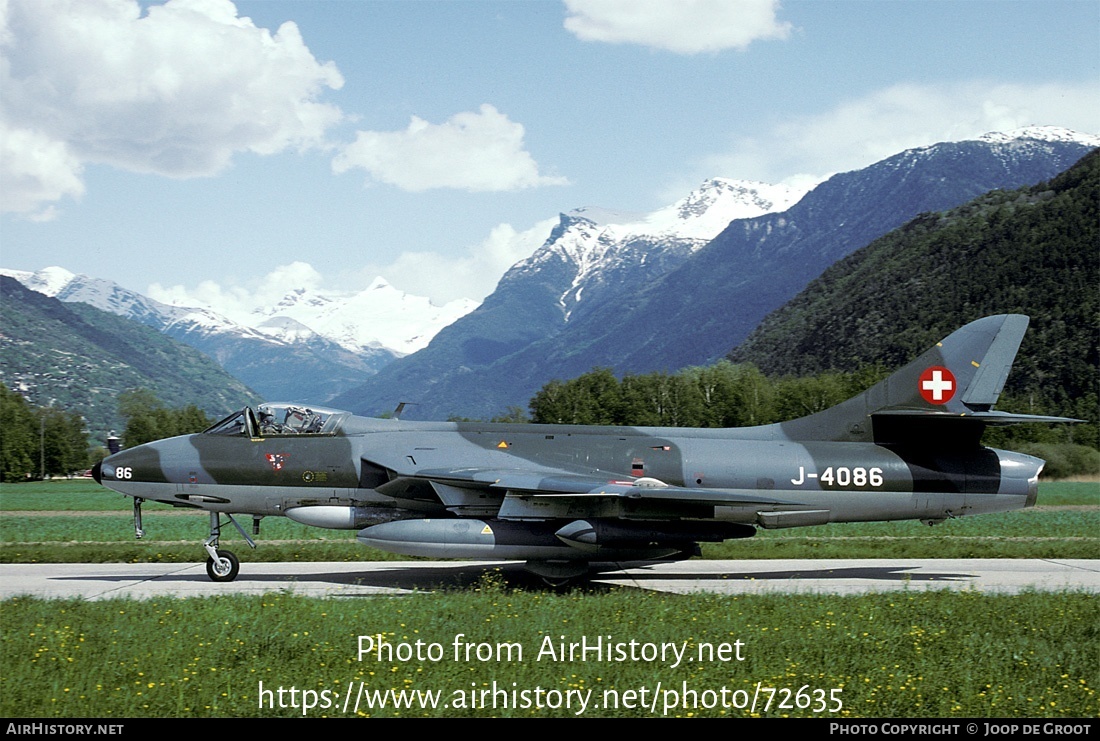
[{"left": 524, "top": 559, "right": 590, "bottom": 588}]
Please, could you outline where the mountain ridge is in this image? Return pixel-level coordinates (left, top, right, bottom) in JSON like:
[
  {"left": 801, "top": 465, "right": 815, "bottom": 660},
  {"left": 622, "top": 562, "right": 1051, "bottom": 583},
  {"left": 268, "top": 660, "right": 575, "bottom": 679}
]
[
  {"left": 5, "top": 127, "right": 1095, "bottom": 421},
  {"left": 329, "top": 176, "right": 811, "bottom": 417},
  {"left": 334, "top": 127, "right": 1098, "bottom": 420},
  {"left": 0, "top": 275, "right": 259, "bottom": 438},
  {"left": 0, "top": 267, "right": 474, "bottom": 403},
  {"left": 728, "top": 149, "right": 1099, "bottom": 426}
]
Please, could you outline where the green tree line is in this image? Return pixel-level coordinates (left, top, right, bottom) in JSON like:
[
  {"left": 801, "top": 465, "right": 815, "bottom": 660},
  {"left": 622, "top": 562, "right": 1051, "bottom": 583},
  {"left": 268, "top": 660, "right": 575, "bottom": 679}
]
[
  {"left": 527, "top": 363, "right": 1097, "bottom": 477},
  {"left": 1, "top": 383, "right": 89, "bottom": 481},
  {"left": 116, "top": 389, "right": 213, "bottom": 448},
  {"left": 0, "top": 384, "right": 214, "bottom": 482},
  {"left": 528, "top": 362, "right": 891, "bottom": 428}
]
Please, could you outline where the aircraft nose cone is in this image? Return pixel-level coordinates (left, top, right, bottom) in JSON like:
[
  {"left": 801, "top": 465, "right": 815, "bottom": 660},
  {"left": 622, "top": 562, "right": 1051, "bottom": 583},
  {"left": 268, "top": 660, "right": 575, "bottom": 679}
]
[{"left": 91, "top": 460, "right": 102, "bottom": 484}]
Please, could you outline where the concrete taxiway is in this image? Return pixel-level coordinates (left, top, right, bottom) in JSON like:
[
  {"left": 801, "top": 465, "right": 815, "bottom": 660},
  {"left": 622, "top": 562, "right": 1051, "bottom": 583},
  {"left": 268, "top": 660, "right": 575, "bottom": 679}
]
[{"left": 2, "top": 559, "right": 1097, "bottom": 600}]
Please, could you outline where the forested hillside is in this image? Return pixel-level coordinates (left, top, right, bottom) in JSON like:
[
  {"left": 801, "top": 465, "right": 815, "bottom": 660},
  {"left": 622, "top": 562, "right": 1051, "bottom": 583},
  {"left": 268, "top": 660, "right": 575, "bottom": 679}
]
[
  {"left": 729, "top": 150, "right": 1098, "bottom": 443},
  {"left": 525, "top": 152, "right": 1098, "bottom": 470},
  {"left": 0, "top": 277, "right": 259, "bottom": 438},
  {"left": 338, "top": 131, "right": 1096, "bottom": 421}
]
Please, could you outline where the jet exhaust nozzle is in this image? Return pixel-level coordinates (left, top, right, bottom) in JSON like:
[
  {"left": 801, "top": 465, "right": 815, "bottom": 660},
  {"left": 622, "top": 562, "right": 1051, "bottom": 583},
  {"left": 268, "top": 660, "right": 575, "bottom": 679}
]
[{"left": 993, "top": 449, "right": 1045, "bottom": 508}]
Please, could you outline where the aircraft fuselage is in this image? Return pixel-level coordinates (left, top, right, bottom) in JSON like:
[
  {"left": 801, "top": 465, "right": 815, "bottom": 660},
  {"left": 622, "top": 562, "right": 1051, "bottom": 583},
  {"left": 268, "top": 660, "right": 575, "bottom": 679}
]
[
  {"left": 91, "top": 315, "right": 1064, "bottom": 582},
  {"left": 98, "top": 416, "right": 1040, "bottom": 527}
]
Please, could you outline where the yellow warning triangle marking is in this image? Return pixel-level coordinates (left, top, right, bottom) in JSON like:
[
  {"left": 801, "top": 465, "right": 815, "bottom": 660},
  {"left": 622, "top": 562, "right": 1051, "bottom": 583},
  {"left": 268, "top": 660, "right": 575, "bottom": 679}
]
[
  {"left": 481, "top": 524, "right": 493, "bottom": 535},
  {"left": 497, "top": 440, "right": 509, "bottom": 448}
]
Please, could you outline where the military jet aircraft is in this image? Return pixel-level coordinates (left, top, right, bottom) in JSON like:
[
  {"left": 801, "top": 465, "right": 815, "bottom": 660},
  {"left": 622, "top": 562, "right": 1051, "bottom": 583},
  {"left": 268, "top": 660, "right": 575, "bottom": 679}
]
[{"left": 93, "top": 314, "right": 1074, "bottom": 584}]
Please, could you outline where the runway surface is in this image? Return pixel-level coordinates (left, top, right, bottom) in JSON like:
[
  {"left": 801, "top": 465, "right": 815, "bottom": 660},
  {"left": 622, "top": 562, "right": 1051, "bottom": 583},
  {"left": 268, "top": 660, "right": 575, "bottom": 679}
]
[{"left": 2, "top": 559, "right": 1098, "bottom": 600}]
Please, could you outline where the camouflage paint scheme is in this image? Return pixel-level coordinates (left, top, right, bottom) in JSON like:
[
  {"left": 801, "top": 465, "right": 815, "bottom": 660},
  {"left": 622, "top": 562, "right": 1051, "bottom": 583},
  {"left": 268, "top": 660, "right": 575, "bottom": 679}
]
[{"left": 94, "top": 315, "right": 1072, "bottom": 583}]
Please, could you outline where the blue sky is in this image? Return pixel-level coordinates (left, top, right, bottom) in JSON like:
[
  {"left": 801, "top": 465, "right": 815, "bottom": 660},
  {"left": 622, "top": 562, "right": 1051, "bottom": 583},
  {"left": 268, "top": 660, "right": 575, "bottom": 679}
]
[{"left": 2, "top": 0, "right": 1097, "bottom": 307}]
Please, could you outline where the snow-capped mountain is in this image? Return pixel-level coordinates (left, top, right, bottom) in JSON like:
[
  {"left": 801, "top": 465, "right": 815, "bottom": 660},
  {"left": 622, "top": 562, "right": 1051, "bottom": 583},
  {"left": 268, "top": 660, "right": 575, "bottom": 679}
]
[
  {"left": 5, "top": 177, "right": 797, "bottom": 409},
  {"left": 977, "top": 125, "right": 1099, "bottom": 146},
  {"left": 9, "top": 126, "right": 1094, "bottom": 420},
  {"left": 0, "top": 274, "right": 260, "bottom": 438},
  {"left": 514, "top": 178, "right": 807, "bottom": 322},
  {"left": 244, "top": 277, "right": 477, "bottom": 355},
  {"left": 330, "top": 177, "right": 810, "bottom": 416},
  {"left": 4, "top": 266, "right": 477, "bottom": 357},
  {"left": 0, "top": 266, "right": 475, "bottom": 403},
  {"left": 564, "top": 178, "right": 806, "bottom": 242},
  {"left": 334, "top": 126, "right": 1099, "bottom": 420},
  {"left": 8, "top": 267, "right": 277, "bottom": 345},
  {"left": 3, "top": 266, "right": 252, "bottom": 338}
]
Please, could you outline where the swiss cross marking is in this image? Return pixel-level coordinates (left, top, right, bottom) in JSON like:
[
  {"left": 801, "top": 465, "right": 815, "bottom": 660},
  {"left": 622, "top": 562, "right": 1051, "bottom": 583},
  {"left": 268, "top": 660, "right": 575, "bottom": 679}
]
[{"left": 919, "top": 366, "right": 956, "bottom": 404}]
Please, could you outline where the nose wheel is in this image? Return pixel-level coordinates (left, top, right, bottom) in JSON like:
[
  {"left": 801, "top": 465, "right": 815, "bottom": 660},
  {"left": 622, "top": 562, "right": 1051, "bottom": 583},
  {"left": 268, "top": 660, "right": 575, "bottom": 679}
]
[
  {"left": 205, "top": 549, "right": 240, "bottom": 582},
  {"left": 202, "top": 511, "right": 255, "bottom": 582}
]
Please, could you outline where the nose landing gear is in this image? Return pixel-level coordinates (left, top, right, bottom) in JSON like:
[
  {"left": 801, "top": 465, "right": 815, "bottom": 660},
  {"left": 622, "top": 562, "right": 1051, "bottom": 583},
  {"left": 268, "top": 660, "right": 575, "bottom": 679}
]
[
  {"left": 202, "top": 511, "right": 255, "bottom": 582},
  {"left": 205, "top": 548, "right": 240, "bottom": 582}
]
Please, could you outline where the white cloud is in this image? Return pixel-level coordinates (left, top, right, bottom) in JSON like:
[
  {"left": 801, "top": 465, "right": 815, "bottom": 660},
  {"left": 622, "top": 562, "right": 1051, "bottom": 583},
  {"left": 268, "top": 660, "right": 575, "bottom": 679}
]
[
  {"left": 703, "top": 81, "right": 1100, "bottom": 187},
  {"left": 147, "top": 217, "right": 556, "bottom": 312},
  {"left": 0, "top": 0, "right": 344, "bottom": 216},
  {"left": 360, "top": 218, "right": 558, "bottom": 303},
  {"left": 333, "top": 104, "right": 569, "bottom": 192},
  {"left": 149, "top": 261, "right": 323, "bottom": 322},
  {"left": 563, "top": 0, "right": 790, "bottom": 54},
  {"left": 0, "top": 124, "right": 85, "bottom": 219}
]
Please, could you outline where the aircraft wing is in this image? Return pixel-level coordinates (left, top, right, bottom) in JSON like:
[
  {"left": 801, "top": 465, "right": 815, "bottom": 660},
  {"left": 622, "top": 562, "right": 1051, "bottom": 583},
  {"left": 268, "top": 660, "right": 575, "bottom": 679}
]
[{"left": 370, "top": 460, "right": 798, "bottom": 519}]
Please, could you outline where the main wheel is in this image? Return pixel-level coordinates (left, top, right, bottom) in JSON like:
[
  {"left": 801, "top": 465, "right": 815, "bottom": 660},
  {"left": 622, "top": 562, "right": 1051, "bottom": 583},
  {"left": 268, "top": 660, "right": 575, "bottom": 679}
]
[{"left": 205, "top": 549, "right": 240, "bottom": 582}]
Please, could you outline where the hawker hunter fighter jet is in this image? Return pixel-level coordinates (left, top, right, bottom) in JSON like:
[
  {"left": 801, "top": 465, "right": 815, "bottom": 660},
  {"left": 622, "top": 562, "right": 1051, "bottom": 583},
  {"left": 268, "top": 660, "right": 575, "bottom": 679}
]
[{"left": 94, "top": 315, "right": 1074, "bottom": 584}]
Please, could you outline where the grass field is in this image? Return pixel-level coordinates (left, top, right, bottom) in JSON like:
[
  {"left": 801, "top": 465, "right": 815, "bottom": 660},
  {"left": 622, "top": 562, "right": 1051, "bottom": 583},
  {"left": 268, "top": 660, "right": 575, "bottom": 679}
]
[
  {"left": 1, "top": 479, "right": 1096, "bottom": 719},
  {"left": 2, "top": 479, "right": 1096, "bottom": 563},
  {"left": 1, "top": 585, "right": 1097, "bottom": 718}
]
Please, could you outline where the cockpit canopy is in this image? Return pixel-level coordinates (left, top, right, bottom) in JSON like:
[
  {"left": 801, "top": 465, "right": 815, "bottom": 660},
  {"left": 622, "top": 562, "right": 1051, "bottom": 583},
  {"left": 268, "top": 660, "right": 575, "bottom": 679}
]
[{"left": 204, "top": 403, "right": 350, "bottom": 437}]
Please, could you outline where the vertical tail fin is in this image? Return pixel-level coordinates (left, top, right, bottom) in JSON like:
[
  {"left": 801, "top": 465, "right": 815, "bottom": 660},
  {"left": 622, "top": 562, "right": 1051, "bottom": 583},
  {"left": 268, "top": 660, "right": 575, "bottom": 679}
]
[{"left": 780, "top": 315, "right": 1076, "bottom": 444}]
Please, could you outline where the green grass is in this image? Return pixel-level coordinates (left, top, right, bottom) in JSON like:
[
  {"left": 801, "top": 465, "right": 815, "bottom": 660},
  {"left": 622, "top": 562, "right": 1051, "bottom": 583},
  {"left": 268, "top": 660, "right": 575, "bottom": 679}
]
[
  {"left": 2, "top": 483, "right": 1096, "bottom": 720},
  {"left": 0, "top": 480, "right": 151, "bottom": 511},
  {"left": 1, "top": 480, "right": 1097, "bottom": 562},
  {"left": 3, "top": 479, "right": 1097, "bottom": 509},
  {"left": 0, "top": 513, "right": 357, "bottom": 543},
  {"left": 1032, "top": 480, "right": 1100, "bottom": 506},
  {"left": 1, "top": 587, "right": 1095, "bottom": 718}
]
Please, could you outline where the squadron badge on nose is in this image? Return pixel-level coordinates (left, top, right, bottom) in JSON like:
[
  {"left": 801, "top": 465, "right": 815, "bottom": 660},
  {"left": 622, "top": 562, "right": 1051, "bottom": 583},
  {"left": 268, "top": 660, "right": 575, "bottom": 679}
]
[{"left": 265, "top": 453, "right": 290, "bottom": 471}]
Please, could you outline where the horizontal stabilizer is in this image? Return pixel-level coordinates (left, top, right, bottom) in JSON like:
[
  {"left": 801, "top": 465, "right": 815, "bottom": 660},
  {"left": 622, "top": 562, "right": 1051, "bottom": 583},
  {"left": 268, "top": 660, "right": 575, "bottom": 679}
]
[{"left": 873, "top": 410, "right": 1082, "bottom": 426}]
